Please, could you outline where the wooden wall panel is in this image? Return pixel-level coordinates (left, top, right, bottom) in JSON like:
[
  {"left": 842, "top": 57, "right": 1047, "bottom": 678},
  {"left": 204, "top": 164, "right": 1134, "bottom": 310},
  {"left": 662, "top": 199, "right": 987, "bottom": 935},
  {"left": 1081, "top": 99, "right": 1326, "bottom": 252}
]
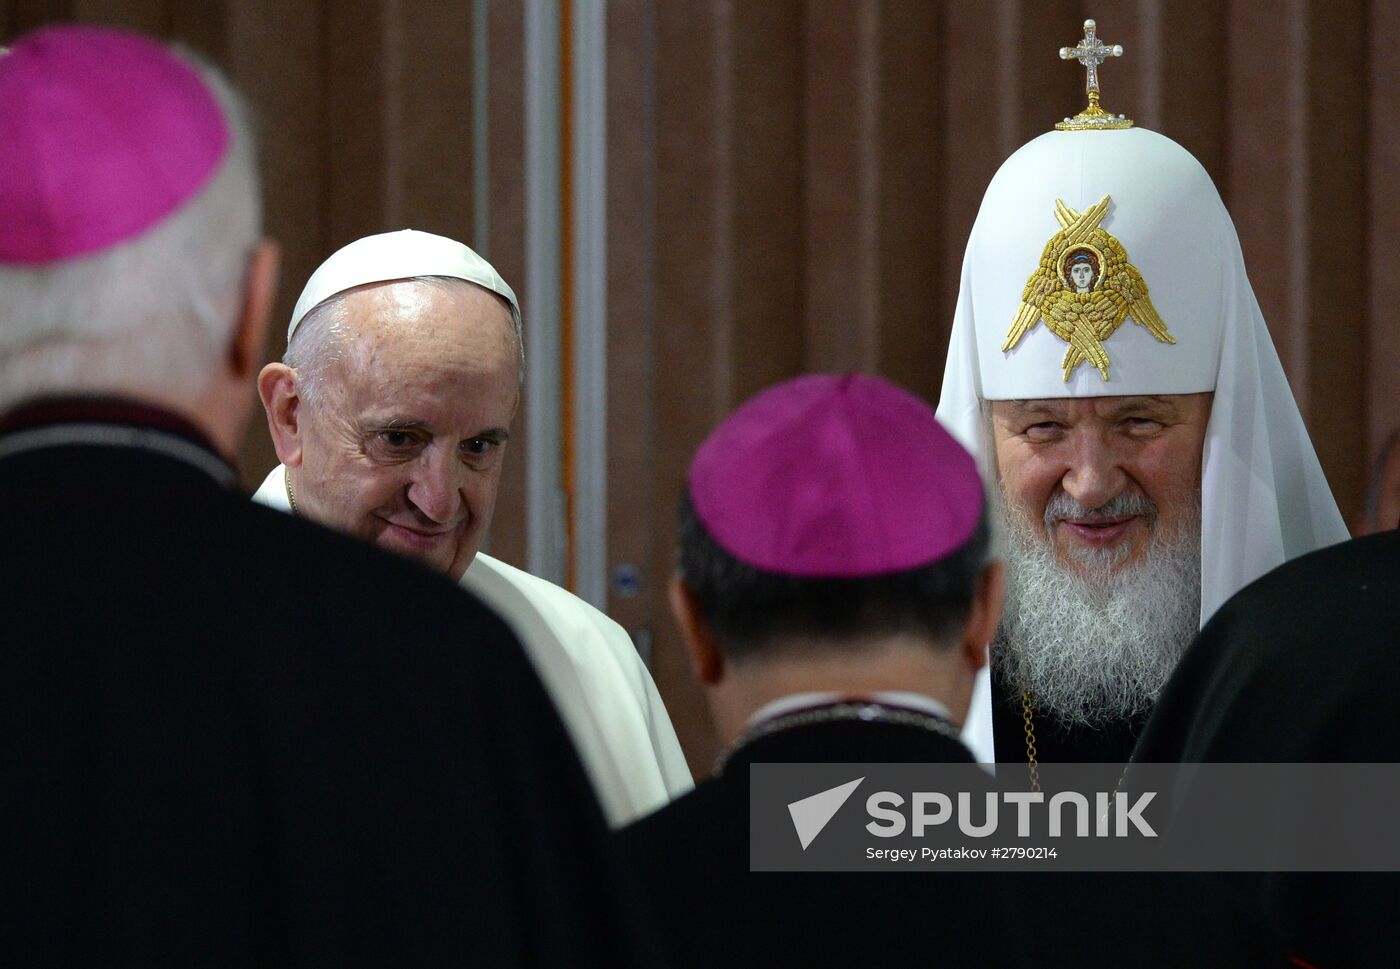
[
  {"left": 1369, "top": 0, "right": 1400, "bottom": 470},
  {"left": 652, "top": 0, "right": 737, "bottom": 776},
  {"left": 603, "top": 0, "right": 656, "bottom": 641},
  {"left": 728, "top": 1, "right": 805, "bottom": 402},
  {"left": 324, "top": 0, "right": 391, "bottom": 247},
  {"left": 226, "top": 0, "right": 325, "bottom": 484},
  {"left": 1157, "top": 0, "right": 1228, "bottom": 184},
  {"left": 484, "top": 0, "right": 528, "bottom": 570},
  {"left": 395, "top": 0, "right": 474, "bottom": 237},
  {"left": 71, "top": 0, "right": 163, "bottom": 34},
  {"left": 802, "top": 0, "right": 880, "bottom": 373},
  {"left": 1227, "top": 0, "right": 1305, "bottom": 397},
  {"left": 1300, "top": 0, "right": 1368, "bottom": 514},
  {"left": 872, "top": 1, "right": 941, "bottom": 400},
  {"left": 169, "top": 0, "right": 224, "bottom": 63}
]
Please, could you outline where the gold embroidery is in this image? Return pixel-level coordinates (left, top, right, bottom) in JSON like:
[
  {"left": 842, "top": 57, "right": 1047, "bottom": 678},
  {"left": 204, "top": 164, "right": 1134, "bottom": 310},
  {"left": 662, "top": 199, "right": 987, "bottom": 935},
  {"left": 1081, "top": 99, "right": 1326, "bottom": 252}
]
[
  {"left": 1002, "top": 196, "right": 1175, "bottom": 381},
  {"left": 1055, "top": 19, "right": 1134, "bottom": 131}
]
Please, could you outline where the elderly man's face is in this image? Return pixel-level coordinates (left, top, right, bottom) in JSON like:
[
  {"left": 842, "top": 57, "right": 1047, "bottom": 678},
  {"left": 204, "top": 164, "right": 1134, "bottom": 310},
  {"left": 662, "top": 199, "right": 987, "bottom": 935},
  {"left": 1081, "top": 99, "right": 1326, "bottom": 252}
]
[
  {"left": 990, "top": 394, "right": 1212, "bottom": 576},
  {"left": 293, "top": 280, "right": 520, "bottom": 580}
]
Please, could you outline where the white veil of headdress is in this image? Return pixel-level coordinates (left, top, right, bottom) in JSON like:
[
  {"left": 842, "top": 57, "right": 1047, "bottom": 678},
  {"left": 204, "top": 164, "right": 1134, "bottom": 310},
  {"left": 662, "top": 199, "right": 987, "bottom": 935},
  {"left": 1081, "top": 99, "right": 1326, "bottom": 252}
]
[{"left": 936, "top": 127, "right": 1348, "bottom": 763}]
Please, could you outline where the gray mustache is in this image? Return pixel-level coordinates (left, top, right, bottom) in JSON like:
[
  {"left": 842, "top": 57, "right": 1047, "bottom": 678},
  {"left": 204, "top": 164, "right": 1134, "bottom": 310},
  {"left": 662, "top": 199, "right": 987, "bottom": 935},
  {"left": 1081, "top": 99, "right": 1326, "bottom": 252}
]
[{"left": 1043, "top": 490, "right": 1157, "bottom": 526}]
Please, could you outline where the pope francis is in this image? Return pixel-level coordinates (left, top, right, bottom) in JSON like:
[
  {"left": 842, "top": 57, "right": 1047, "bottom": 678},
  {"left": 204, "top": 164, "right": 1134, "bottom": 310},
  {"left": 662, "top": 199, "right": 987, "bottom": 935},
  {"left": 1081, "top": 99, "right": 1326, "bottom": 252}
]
[{"left": 255, "top": 230, "right": 691, "bottom": 826}]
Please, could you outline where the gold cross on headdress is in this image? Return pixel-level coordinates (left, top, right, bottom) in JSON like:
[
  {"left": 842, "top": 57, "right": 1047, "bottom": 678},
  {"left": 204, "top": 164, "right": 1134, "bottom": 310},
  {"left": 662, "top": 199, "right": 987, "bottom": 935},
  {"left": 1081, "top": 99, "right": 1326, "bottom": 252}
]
[{"left": 1055, "top": 19, "right": 1134, "bottom": 131}]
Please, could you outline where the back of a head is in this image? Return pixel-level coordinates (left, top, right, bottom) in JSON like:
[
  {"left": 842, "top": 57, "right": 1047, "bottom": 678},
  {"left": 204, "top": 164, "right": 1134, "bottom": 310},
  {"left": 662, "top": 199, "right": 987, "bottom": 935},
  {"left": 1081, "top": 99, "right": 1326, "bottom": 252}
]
[
  {"left": 0, "top": 25, "right": 261, "bottom": 412},
  {"left": 680, "top": 373, "right": 988, "bottom": 663}
]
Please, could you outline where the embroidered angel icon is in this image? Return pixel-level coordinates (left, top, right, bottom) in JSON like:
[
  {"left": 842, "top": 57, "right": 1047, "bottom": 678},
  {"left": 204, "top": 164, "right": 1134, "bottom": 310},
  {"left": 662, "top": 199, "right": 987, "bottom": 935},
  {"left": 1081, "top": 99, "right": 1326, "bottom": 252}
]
[{"left": 1002, "top": 195, "right": 1175, "bottom": 381}]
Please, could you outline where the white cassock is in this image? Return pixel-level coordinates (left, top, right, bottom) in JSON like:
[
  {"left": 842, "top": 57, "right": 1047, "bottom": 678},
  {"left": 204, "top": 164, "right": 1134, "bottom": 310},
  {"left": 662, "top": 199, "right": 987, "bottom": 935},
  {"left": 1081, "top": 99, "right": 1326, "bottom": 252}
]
[{"left": 254, "top": 465, "right": 693, "bottom": 826}]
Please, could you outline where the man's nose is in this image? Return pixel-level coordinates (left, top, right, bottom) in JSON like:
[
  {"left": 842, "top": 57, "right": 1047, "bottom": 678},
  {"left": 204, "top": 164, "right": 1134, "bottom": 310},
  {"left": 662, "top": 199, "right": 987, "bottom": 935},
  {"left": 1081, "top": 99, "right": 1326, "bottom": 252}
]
[
  {"left": 406, "top": 454, "right": 464, "bottom": 524},
  {"left": 1060, "top": 435, "right": 1127, "bottom": 511}
]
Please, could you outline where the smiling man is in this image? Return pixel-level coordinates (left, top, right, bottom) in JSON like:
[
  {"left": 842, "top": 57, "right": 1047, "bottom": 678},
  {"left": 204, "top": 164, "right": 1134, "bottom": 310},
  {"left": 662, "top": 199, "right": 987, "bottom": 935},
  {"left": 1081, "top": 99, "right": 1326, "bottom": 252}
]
[
  {"left": 271, "top": 276, "right": 517, "bottom": 577},
  {"left": 936, "top": 62, "right": 1348, "bottom": 765},
  {"left": 255, "top": 230, "right": 691, "bottom": 825}
]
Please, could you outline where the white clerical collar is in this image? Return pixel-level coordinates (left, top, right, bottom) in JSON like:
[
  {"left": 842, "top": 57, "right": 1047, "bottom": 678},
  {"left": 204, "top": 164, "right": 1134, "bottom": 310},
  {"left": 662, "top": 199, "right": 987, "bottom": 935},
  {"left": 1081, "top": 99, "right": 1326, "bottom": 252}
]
[{"left": 746, "top": 691, "right": 952, "bottom": 733}]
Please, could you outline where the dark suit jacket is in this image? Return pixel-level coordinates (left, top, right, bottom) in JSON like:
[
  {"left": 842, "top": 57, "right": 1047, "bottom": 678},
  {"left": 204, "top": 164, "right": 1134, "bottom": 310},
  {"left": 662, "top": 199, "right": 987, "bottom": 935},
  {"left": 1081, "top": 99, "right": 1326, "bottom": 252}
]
[
  {"left": 1133, "top": 529, "right": 1400, "bottom": 969},
  {"left": 618, "top": 707, "right": 1275, "bottom": 969},
  {"left": 0, "top": 400, "right": 655, "bottom": 968}
]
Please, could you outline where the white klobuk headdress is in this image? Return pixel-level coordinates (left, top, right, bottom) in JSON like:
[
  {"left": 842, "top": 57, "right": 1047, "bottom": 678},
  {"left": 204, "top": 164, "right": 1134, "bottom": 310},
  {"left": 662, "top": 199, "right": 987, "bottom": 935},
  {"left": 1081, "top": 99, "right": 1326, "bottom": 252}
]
[{"left": 938, "top": 22, "right": 1348, "bottom": 763}]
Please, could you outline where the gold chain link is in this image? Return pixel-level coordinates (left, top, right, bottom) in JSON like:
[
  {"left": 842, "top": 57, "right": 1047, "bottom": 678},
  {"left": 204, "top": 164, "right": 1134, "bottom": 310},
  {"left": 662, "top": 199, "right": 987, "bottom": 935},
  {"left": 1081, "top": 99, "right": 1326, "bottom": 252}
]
[
  {"left": 1024, "top": 688, "right": 1130, "bottom": 823},
  {"left": 284, "top": 466, "right": 299, "bottom": 515},
  {"left": 1020, "top": 689, "right": 1041, "bottom": 793}
]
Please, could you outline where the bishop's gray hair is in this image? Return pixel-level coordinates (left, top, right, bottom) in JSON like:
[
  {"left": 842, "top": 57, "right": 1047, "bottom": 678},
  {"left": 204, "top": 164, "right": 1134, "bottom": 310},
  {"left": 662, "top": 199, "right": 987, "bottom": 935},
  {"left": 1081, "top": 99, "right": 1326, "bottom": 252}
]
[
  {"left": 0, "top": 50, "right": 261, "bottom": 413},
  {"left": 284, "top": 276, "right": 524, "bottom": 408}
]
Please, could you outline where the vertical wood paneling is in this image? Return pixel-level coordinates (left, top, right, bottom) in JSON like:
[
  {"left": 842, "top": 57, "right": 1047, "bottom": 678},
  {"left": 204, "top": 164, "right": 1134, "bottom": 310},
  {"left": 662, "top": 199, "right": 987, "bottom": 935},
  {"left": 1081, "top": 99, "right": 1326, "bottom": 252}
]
[
  {"left": 1101, "top": 1, "right": 1159, "bottom": 131},
  {"left": 226, "top": 0, "right": 324, "bottom": 483},
  {"left": 1229, "top": 0, "right": 1367, "bottom": 512},
  {"left": 1157, "top": 0, "right": 1227, "bottom": 185},
  {"left": 7, "top": 0, "right": 74, "bottom": 34},
  {"left": 395, "top": 0, "right": 473, "bottom": 236},
  {"left": 650, "top": 0, "right": 805, "bottom": 775},
  {"left": 873, "top": 1, "right": 941, "bottom": 401},
  {"left": 729, "top": 1, "right": 804, "bottom": 402},
  {"left": 802, "top": 0, "right": 880, "bottom": 373},
  {"left": 653, "top": 0, "right": 736, "bottom": 776},
  {"left": 484, "top": 0, "right": 528, "bottom": 569},
  {"left": 1368, "top": 0, "right": 1400, "bottom": 465},
  {"left": 1300, "top": 0, "right": 1367, "bottom": 513},
  {"left": 71, "top": 0, "right": 164, "bottom": 34},
  {"left": 604, "top": 0, "right": 656, "bottom": 636},
  {"left": 940, "top": 1, "right": 1012, "bottom": 329},
  {"left": 169, "top": 0, "right": 224, "bottom": 63},
  {"left": 324, "top": 0, "right": 389, "bottom": 248},
  {"left": 1226, "top": 0, "right": 1301, "bottom": 388},
  {"left": 1016, "top": 0, "right": 1081, "bottom": 145}
]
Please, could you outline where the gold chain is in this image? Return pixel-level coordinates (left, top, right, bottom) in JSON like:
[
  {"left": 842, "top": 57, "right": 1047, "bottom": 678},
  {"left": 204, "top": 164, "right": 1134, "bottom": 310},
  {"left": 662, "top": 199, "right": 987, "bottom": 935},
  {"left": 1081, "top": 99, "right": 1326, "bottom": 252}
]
[
  {"left": 1021, "top": 689, "right": 1041, "bottom": 793},
  {"left": 1025, "top": 688, "right": 1130, "bottom": 824},
  {"left": 284, "top": 466, "right": 299, "bottom": 515}
]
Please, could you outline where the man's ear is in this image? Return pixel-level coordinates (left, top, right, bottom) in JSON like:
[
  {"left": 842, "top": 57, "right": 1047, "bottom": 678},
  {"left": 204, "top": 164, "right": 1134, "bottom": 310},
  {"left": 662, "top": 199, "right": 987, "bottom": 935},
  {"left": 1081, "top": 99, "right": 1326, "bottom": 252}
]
[
  {"left": 229, "top": 239, "right": 280, "bottom": 380},
  {"left": 960, "top": 560, "right": 1005, "bottom": 673},
  {"left": 257, "top": 361, "right": 304, "bottom": 468},
  {"left": 668, "top": 576, "right": 726, "bottom": 686}
]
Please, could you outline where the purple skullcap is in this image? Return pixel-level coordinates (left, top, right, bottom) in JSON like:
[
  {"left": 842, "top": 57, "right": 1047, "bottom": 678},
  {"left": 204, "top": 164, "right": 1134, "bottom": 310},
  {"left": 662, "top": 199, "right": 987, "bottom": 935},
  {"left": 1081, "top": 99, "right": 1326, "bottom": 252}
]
[
  {"left": 688, "top": 373, "right": 984, "bottom": 578},
  {"left": 0, "top": 25, "right": 230, "bottom": 265}
]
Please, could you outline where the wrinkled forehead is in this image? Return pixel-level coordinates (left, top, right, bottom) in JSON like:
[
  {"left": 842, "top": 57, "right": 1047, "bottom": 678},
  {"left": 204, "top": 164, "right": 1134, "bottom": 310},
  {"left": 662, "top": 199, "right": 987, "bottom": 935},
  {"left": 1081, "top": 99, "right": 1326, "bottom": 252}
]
[
  {"left": 338, "top": 278, "right": 516, "bottom": 346},
  {"left": 322, "top": 279, "right": 520, "bottom": 393}
]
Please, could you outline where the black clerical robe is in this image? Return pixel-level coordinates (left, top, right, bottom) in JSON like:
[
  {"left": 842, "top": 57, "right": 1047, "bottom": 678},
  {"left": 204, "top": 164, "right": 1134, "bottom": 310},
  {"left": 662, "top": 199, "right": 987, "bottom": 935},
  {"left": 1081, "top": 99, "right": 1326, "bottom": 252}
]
[
  {"left": 991, "top": 666, "right": 1147, "bottom": 765},
  {"left": 0, "top": 399, "right": 656, "bottom": 967},
  {"left": 1133, "top": 529, "right": 1400, "bottom": 969},
  {"left": 618, "top": 705, "right": 1276, "bottom": 969}
]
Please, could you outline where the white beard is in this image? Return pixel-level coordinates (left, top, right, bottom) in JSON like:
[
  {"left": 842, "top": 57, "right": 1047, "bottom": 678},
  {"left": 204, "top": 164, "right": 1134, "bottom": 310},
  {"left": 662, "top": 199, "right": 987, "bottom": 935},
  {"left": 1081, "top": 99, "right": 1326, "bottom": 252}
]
[{"left": 991, "top": 488, "right": 1202, "bottom": 729}]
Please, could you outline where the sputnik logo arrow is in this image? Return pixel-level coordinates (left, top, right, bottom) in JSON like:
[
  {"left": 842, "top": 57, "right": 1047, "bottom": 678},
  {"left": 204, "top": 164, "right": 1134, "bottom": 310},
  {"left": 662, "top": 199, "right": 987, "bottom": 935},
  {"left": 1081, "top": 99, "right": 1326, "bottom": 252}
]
[{"left": 787, "top": 777, "right": 864, "bottom": 850}]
